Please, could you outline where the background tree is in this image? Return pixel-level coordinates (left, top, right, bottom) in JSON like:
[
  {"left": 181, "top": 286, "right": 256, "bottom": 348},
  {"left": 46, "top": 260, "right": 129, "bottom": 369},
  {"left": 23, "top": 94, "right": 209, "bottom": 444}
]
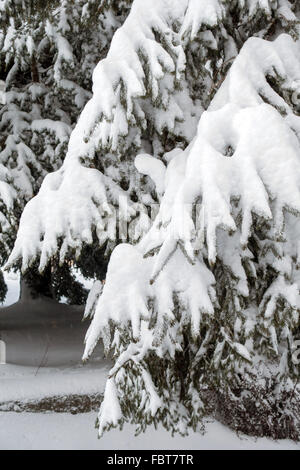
[{"left": 0, "top": 0, "right": 132, "bottom": 302}]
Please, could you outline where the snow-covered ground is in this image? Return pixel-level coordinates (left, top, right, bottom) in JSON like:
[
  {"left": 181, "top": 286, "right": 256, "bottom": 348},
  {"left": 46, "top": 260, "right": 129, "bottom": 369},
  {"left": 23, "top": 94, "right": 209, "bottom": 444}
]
[
  {"left": 0, "top": 273, "right": 299, "bottom": 450},
  {"left": 0, "top": 363, "right": 108, "bottom": 404},
  {"left": 0, "top": 413, "right": 299, "bottom": 450}
]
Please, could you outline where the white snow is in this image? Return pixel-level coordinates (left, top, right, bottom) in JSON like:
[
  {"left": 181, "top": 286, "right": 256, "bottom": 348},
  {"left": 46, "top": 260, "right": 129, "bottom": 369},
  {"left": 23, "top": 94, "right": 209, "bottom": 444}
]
[
  {"left": 83, "top": 243, "right": 215, "bottom": 361},
  {"left": 0, "top": 413, "right": 298, "bottom": 450},
  {"left": 135, "top": 154, "right": 166, "bottom": 197},
  {"left": 0, "top": 363, "right": 108, "bottom": 404},
  {"left": 180, "top": 0, "right": 225, "bottom": 38}
]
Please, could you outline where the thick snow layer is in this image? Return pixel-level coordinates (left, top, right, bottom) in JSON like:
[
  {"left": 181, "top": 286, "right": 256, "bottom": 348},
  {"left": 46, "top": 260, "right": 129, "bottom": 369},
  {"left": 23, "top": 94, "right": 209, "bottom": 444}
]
[
  {"left": 153, "top": 34, "right": 300, "bottom": 267},
  {"left": 135, "top": 154, "right": 166, "bottom": 197},
  {"left": 0, "top": 412, "right": 298, "bottom": 450},
  {"left": 6, "top": 162, "right": 137, "bottom": 272},
  {"left": 84, "top": 243, "right": 215, "bottom": 360},
  {"left": 0, "top": 363, "right": 108, "bottom": 404},
  {"left": 136, "top": 35, "right": 300, "bottom": 301},
  {"left": 180, "top": 0, "right": 225, "bottom": 38}
]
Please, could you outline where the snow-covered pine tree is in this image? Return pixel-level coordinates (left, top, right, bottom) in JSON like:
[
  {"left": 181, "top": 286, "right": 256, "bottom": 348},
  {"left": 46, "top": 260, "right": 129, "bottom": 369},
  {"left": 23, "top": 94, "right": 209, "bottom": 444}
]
[
  {"left": 6, "top": 0, "right": 194, "bottom": 281},
  {"left": 6, "top": 0, "right": 298, "bottom": 297},
  {"left": 5, "top": 0, "right": 300, "bottom": 437},
  {"left": 0, "top": 0, "right": 73, "bottom": 300},
  {"left": 80, "top": 4, "right": 300, "bottom": 439},
  {"left": 83, "top": 32, "right": 300, "bottom": 439},
  {"left": 0, "top": 0, "right": 131, "bottom": 302}
]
